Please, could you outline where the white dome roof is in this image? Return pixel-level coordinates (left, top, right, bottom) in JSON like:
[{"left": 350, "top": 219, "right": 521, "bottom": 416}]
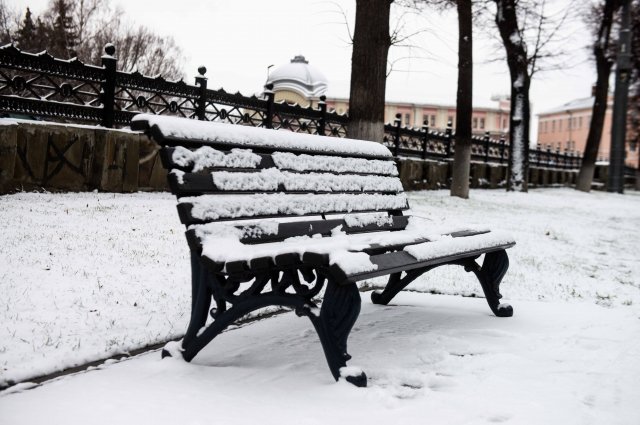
[{"left": 266, "top": 55, "right": 328, "bottom": 98}]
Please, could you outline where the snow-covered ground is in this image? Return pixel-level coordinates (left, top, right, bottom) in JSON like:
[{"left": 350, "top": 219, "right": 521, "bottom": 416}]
[{"left": 1, "top": 189, "right": 639, "bottom": 424}]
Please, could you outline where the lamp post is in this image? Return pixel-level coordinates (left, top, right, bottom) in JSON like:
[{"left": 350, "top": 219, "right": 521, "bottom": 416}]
[
  {"left": 608, "top": 0, "right": 632, "bottom": 193},
  {"left": 567, "top": 109, "right": 573, "bottom": 151},
  {"left": 266, "top": 64, "right": 274, "bottom": 81}
]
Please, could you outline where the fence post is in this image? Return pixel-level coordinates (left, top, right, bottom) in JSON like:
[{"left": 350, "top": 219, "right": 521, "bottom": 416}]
[
  {"left": 393, "top": 113, "right": 402, "bottom": 156},
  {"left": 422, "top": 120, "right": 429, "bottom": 160},
  {"left": 483, "top": 131, "right": 490, "bottom": 163},
  {"left": 556, "top": 147, "right": 561, "bottom": 169},
  {"left": 263, "top": 83, "right": 275, "bottom": 129},
  {"left": 499, "top": 134, "right": 506, "bottom": 164},
  {"left": 445, "top": 120, "right": 453, "bottom": 157},
  {"left": 195, "top": 66, "right": 207, "bottom": 121},
  {"left": 101, "top": 44, "right": 117, "bottom": 128},
  {"left": 546, "top": 146, "right": 552, "bottom": 167},
  {"left": 318, "top": 95, "right": 327, "bottom": 136}
]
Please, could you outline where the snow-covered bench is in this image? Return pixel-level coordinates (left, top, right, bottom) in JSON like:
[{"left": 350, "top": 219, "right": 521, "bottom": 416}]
[{"left": 132, "top": 114, "right": 516, "bottom": 387}]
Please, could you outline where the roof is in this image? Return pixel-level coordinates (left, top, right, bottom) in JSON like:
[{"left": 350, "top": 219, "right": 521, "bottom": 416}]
[
  {"left": 266, "top": 55, "right": 328, "bottom": 98},
  {"left": 538, "top": 97, "right": 595, "bottom": 115},
  {"left": 323, "top": 96, "right": 508, "bottom": 113}
]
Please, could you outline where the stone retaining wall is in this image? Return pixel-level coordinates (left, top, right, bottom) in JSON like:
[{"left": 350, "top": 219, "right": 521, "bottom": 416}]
[
  {"left": 395, "top": 158, "right": 615, "bottom": 191},
  {"left": 0, "top": 120, "right": 168, "bottom": 194}
]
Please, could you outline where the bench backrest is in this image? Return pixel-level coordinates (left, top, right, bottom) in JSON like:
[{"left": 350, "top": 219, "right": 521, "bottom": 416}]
[{"left": 132, "top": 115, "right": 409, "bottom": 242}]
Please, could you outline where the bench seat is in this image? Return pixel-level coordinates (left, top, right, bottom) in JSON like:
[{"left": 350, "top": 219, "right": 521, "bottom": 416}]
[{"left": 189, "top": 217, "right": 514, "bottom": 285}]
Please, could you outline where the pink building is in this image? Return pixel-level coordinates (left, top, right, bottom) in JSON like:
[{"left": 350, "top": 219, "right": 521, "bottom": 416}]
[
  {"left": 324, "top": 97, "right": 511, "bottom": 137},
  {"left": 537, "top": 96, "right": 639, "bottom": 168},
  {"left": 265, "top": 55, "right": 511, "bottom": 138}
]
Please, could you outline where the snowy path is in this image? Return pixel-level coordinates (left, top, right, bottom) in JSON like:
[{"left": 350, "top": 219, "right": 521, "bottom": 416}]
[{"left": 1, "top": 292, "right": 639, "bottom": 425}]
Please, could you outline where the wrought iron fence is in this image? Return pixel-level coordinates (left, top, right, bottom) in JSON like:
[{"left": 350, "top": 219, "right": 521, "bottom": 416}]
[
  {"left": 0, "top": 43, "right": 348, "bottom": 136},
  {"left": 383, "top": 113, "right": 584, "bottom": 170},
  {"left": 0, "top": 43, "right": 583, "bottom": 170}
]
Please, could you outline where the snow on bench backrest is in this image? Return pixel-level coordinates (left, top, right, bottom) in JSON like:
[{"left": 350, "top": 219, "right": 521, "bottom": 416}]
[
  {"left": 131, "top": 114, "right": 392, "bottom": 158},
  {"left": 132, "top": 114, "right": 408, "bottom": 225}
]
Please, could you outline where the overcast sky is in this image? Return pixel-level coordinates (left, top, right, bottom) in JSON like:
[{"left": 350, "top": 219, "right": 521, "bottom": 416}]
[{"left": 10, "top": 0, "right": 596, "bottom": 139}]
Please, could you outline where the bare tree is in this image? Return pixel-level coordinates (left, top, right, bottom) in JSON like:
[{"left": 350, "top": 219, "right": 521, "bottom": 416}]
[
  {"left": 0, "top": 0, "right": 18, "bottom": 44},
  {"left": 400, "top": 0, "right": 481, "bottom": 198},
  {"left": 629, "top": 0, "right": 640, "bottom": 156},
  {"left": 494, "top": 0, "right": 531, "bottom": 192},
  {"left": 348, "top": 0, "right": 393, "bottom": 142},
  {"left": 450, "top": 0, "right": 474, "bottom": 198},
  {"left": 576, "top": 0, "right": 620, "bottom": 192},
  {"left": 493, "top": 0, "right": 571, "bottom": 192},
  {"left": 90, "top": 7, "right": 185, "bottom": 80},
  {"left": 72, "top": 0, "right": 106, "bottom": 59},
  {"left": 5, "top": 0, "right": 185, "bottom": 80}
]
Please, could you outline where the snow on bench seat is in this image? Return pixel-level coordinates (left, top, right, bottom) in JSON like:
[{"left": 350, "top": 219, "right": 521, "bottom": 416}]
[
  {"left": 132, "top": 114, "right": 393, "bottom": 158},
  {"left": 404, "top": 230, "right": 514, "bottom": 261},
  {"left": 192, "top": 216, "right": 514, "bottom": 276}
]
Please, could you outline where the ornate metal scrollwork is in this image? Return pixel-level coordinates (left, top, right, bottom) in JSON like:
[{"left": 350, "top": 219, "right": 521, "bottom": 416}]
[{"left": 11, "top": 75, "right": 26, "bottom": 91}]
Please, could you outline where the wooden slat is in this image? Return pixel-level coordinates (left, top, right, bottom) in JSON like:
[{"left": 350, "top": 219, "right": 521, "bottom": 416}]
[
  {"left": 176, "top": 193, "right": 409, "bottom": 225},
  {"left": 145, "top": 123, "right": 393, "bottom": 160},
  {"left": 240, "top": 215, "right": 410, "bottom": 244},
  {"left": 161, "top": 146, "right": 398, "bottom": 176},
  {"left": 333, "top": 243, "right": 516, "bottom": 285},
  {"left": 185, "top": 216, "right": 410, "bottom": 255},
  {"left": 168, "top": 171, "right": 404, "bottom": 196},
  {"left": 161, "top": 147, "right": 274, "bottom": 173}
]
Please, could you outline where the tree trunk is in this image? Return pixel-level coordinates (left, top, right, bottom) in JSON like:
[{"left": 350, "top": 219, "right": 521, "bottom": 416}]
[
  {"left": 495, "top": 0, "right": 530, "bottom": 192},
  {"left": 576, "top": 0, "right": 617, "bottom": 192},
  {"left": 348, "top": 0, "right": 392, "bottom": 142},
  {"left": 451, "top": 0, "right": 473, "bottom": 198}
]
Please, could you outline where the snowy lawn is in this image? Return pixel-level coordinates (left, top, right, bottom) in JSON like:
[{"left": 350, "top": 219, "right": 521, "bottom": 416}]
[{"left": 1, "top": 188, "right": 640, "bottom": 423}]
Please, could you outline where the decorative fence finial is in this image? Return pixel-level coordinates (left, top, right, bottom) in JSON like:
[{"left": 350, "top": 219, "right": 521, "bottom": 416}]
[{"left": 104, "top": 43, "right": 116, "bottom": 57}]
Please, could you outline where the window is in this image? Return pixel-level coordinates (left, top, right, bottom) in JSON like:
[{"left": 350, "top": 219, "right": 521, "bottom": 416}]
[
  {"left": 473, "top": 117, "right": 478, "bottom": 129},
  {"left": 430, "top": 115, "right": 436, "bottom": 127},
  {"left": 421, "top": 114, "right": 428, "bottom": 126},
  {"left": 480, "top": 118, "right": 485, "bottom": 129},
  {"left": 448, "top": 115, "right": 453, "bottom": 126},
  {"left": 559, "top": 120, "right": 562, "bottom": 131},
  {"left": 404, "top": 113, "right": 411, "bottom": 127},
  {"left": 539, "top": 122, "right": 543, "bottom": 133},
  {"left": 552, "top": 120, "right": 556, "bottom": 132},
  {"left": 579, "top": 116, "right": 583, "bottom": 128}
]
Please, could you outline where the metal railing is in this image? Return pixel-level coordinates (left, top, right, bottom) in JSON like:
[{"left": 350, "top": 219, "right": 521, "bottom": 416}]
[{"left": 383, "top": 113, "right": 583, "bottom": 169}]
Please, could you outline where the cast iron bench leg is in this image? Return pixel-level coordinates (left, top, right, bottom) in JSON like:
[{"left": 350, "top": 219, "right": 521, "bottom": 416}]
[
  {"left": 371, "top": 267, "right": 433, "bottom": 306},
  {"left": 466, "top": 249, "right": 513, "bottom": 317},
  {"left": 304, "top": 279, "right": 367, "bottom": 387},
  {"left": 162, "top": 252, "right": 212, "bottom": 359}
]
